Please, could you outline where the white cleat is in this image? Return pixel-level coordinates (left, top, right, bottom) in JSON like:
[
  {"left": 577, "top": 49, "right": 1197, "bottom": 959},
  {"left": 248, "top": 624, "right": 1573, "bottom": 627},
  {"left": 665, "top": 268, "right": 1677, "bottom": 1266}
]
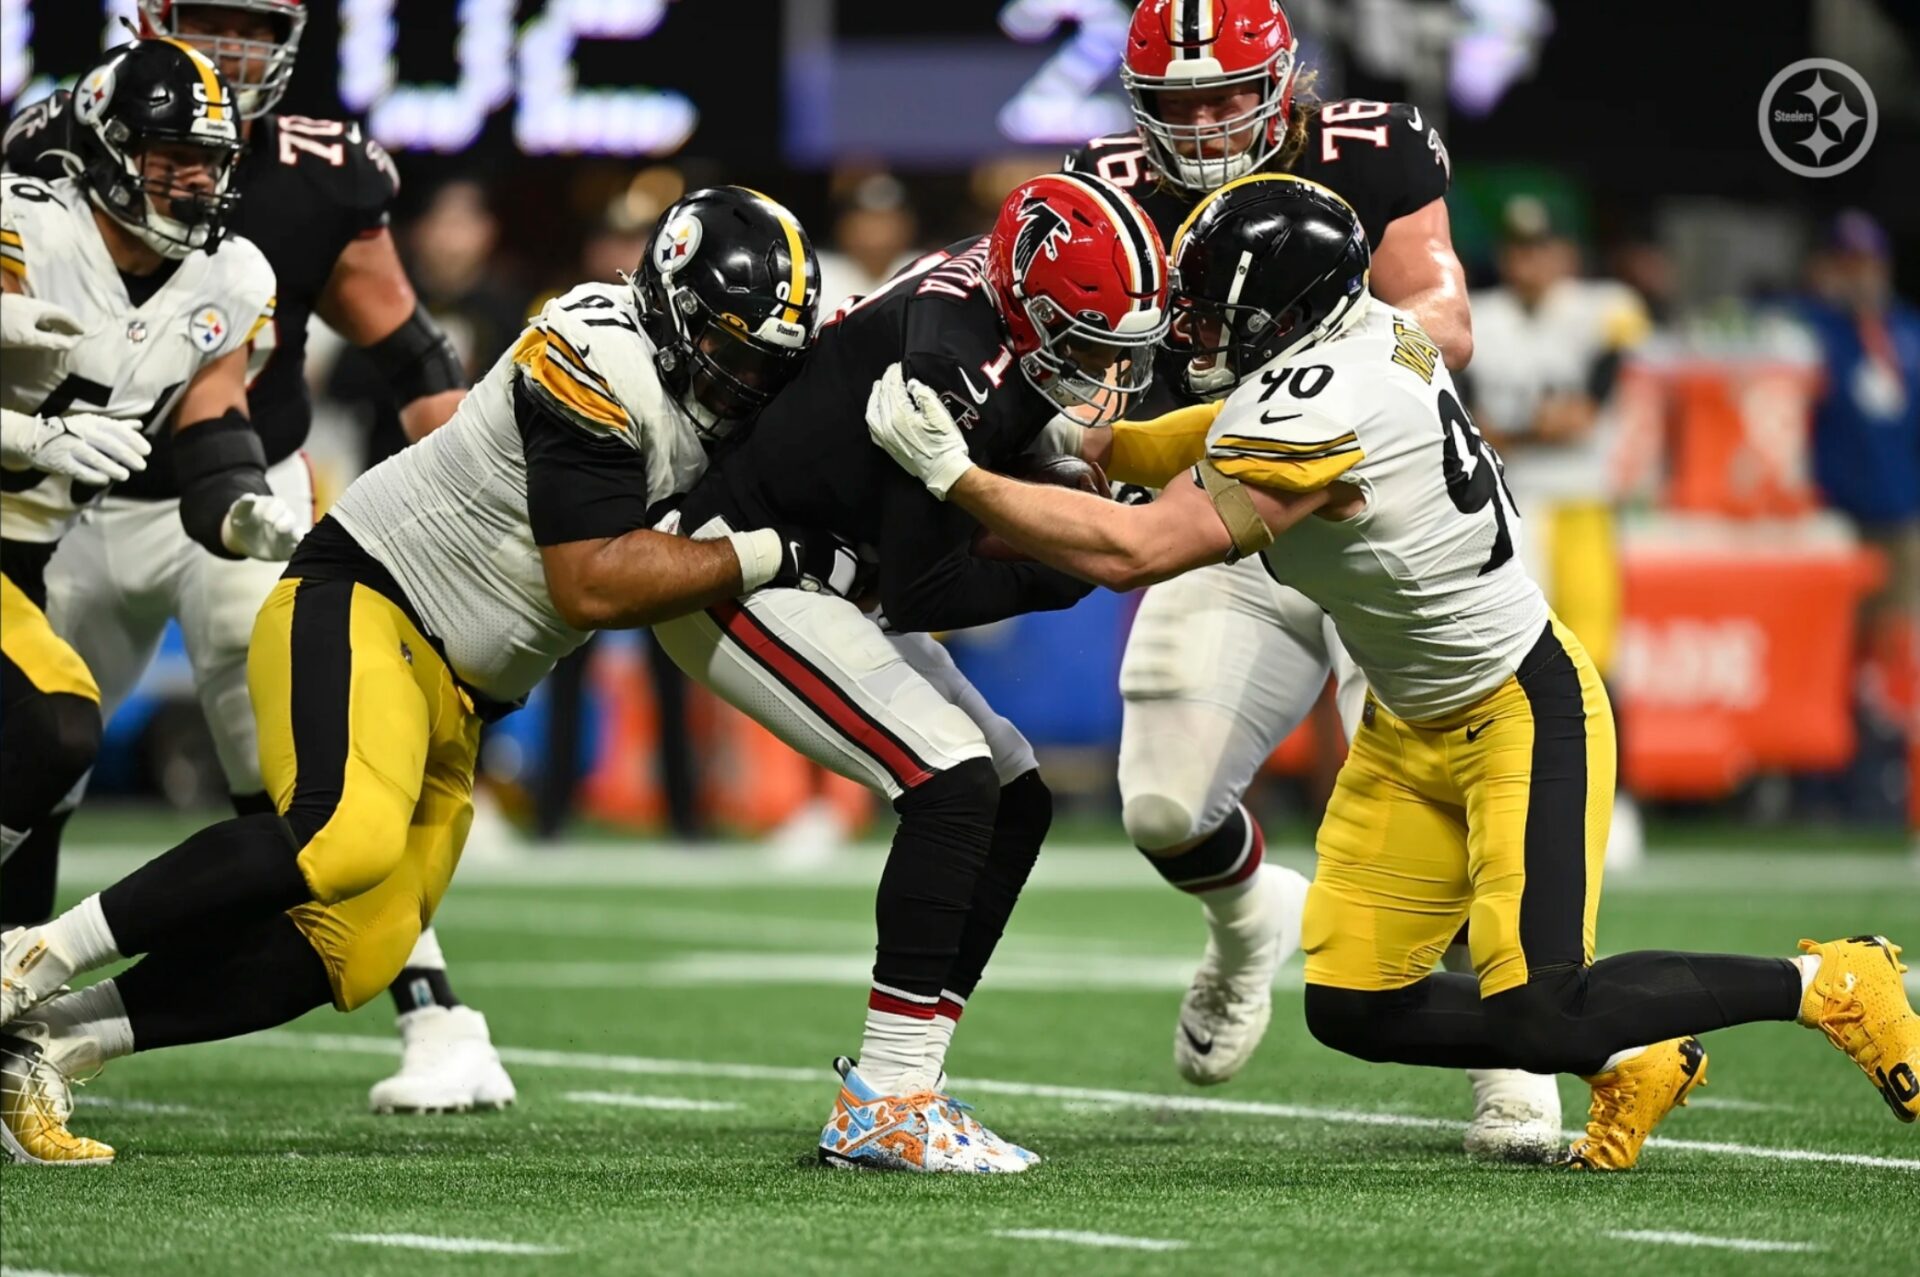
[
  {"left": 368, "top": 1006, "right": 516, "bottom": 1114},
  {"left": 1462, "top": 1068, "right": 1564, "bottom": 1163},
  {"left": 1173, "top": 864, "right": 1309, "bottom": 1086},
  {"left": 1, "top": 928, "right": 77, "bottom": 1029}
]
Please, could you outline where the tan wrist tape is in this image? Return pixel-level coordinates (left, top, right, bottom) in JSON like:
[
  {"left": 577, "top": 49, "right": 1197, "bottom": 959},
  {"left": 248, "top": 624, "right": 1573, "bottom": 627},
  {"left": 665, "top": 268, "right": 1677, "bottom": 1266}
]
[{"left": 1197, "top": 461, "right": 1275, "bottom": 561}]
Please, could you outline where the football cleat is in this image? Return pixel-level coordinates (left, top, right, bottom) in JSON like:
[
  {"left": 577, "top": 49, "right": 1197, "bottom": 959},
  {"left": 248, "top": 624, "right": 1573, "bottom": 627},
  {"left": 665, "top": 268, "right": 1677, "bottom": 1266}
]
[
  {"left": 0, "top": 1029, "right": 112, "bottom": 1166},
  {"left": 817, "top": 1057, "right": 1031, "bottom": 1174},
  {"left": 367, "top": 1006, "right": 517, "bottom": 1115},
  {"left": 1566, "top": 1036, "right": 1708, "bottom": 1171},
  {"left": 928, "top": 1091, "right": 1041, "bottom": 1169},
  {"left": 0, "top": 927, "right": 78, "bottom": 1029},
  {"left": 1174, "top": 864, "right": 1309, "bottom": 1086},
  {"left": 1796, "top": 935, "right": 1919, "bottom": 1123},
  {"left": 1462, "top": 1069, "right": 1564, "bottom": 1164}
]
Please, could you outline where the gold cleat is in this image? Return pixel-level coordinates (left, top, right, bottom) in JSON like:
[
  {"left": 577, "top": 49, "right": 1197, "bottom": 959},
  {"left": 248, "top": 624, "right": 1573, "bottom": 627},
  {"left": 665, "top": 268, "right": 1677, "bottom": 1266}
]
[
  {"left": 1797, "top": 935, "right": 1920, "bottom": 1123},
  {"left": 1566, "top": 1036, "right": 1707, "bottom": 1171},
  {"left": 0, "top": 1031, "right": 113, "bottom": 1166}
]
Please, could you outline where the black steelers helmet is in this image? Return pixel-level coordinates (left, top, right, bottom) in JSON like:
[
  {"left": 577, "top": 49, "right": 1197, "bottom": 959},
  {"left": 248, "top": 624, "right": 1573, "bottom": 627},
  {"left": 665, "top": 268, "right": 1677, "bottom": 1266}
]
[
  {"left": 1167, "top": 174, "right": 1371, "bottom": 398},
  {"left": 635, "top": 187, "right": 822, "bottom": 439},
  {"left": 72, "top": 40, "right": 244, "bottom": 259}
]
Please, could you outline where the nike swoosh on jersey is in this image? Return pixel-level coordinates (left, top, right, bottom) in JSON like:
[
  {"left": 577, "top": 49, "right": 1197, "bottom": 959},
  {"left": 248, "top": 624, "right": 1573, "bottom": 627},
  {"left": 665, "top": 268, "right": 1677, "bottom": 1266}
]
[
  {"left": 1181, "top": 1022, "right": 1214, "bottom": 1055},
  {"left": 957, "top": 368, "right": 991, "bottom": 405},
  {"left": 1408, "top": 107, "right": 1425, "bottom": 131},
  {"left": 1259, "top": 411, "right": 1303, "bottom": 424}
]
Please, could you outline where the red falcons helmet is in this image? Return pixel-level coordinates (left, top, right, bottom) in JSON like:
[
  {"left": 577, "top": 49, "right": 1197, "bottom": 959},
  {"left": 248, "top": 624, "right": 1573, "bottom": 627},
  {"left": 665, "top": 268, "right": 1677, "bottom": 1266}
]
[
  {"left": 139, "top": 1, "right": 307, "bottom": 119},
  {"left": 1122, "top": 0, "right": 1299, "bottom": 193},
  {"left": 984, "top": 172, "right": 1169, "bottom": 427}
]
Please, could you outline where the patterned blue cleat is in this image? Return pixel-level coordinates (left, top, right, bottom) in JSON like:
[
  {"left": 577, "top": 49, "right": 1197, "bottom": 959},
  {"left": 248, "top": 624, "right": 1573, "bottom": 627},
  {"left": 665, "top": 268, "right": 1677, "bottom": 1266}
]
[{"left": 817, "top": 1057, "right": 1034, "bottom": 1173}]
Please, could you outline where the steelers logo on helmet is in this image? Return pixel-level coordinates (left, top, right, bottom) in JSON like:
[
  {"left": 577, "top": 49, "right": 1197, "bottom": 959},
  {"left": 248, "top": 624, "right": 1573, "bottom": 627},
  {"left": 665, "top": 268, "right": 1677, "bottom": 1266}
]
[
  {"left": 654, "top": 214, "right": 702, "bottom": 277},
  {"left": 188, "top": 304, "right": 231, "bottom": 353},
  {"left": 74, "top": 60, "right": 120, "bottom": 128}
]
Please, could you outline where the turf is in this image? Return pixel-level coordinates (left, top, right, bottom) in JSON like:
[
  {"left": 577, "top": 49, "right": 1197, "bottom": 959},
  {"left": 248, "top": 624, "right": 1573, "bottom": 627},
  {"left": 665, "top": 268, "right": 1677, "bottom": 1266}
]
[{"left": 3, "top": 829, "right": 1917, "bottom": 1277}]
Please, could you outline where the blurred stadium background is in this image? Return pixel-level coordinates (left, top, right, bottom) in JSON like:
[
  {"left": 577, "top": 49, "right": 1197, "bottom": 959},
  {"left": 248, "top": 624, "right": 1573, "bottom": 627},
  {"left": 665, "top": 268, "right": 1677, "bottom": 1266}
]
[{"left": 5, "top": 0, "right": 1916, "bottom": 854}]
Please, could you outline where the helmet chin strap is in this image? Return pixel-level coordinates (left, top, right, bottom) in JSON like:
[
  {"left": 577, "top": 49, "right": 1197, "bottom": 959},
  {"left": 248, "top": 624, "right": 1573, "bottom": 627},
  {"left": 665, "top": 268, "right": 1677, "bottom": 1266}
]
[{"left": 1168, "top": 147, "right": 1259, "bottom": 192}]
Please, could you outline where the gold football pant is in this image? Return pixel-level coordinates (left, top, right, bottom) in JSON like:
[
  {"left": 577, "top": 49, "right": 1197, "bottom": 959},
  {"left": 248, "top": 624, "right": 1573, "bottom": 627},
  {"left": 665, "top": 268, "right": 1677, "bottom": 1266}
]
[
  {"left": 250, "top": 574, "right": 479, "bottom": 1011},
  {"left": 1304, "top": 616, "right": 1614, "bottom": 998},
  {"left": 1, "top": 548, "right": 101, "bottom": 877}
]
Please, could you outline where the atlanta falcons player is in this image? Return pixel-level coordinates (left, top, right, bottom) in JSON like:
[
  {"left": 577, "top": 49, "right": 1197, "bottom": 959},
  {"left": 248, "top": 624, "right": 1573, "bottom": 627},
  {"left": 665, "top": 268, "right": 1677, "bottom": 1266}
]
[{"left": 1056, "top": 0, "right": 1562, "bottom": 1160}]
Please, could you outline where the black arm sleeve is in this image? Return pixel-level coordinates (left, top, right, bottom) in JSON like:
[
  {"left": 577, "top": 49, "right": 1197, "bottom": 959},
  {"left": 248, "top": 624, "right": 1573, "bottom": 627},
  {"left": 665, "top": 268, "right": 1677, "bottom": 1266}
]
[
  {"left": 515, "top": 378, "right": 651, "bottom": 547},
  {"left": 1585, "top": 349, "right": 1624, "bottom": 403},
  {"left": 875, "top": 467, "right": 1094, "bottom": 634}
]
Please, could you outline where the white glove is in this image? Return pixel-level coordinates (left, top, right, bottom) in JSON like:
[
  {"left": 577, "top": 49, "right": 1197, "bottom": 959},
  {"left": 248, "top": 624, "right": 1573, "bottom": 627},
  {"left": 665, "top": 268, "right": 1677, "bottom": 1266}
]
[
  {"left": 0, "top": 295, "right": 86, "bottom": 353},
  {"left": 0, "top": 406, "right": 151, "bottom": 485},
  {"left": 220, "top": 492, "right": 303, "bottom": 561},
  {"left": 865, "top": 362, "right": 975, "bottom": 500}
]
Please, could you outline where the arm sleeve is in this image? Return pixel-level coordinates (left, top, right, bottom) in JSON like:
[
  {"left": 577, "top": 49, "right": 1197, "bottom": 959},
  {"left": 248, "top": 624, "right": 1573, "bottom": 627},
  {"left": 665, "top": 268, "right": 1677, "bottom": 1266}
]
[
  {"left": 875, "top": 466, "right": 1093, "bottom": 634},
  {"left": 1107, "top": 402, "right": 1222, "bottom": 486},
  {"left": 514, "top": 375, "right": 651, "bottom": 546}
]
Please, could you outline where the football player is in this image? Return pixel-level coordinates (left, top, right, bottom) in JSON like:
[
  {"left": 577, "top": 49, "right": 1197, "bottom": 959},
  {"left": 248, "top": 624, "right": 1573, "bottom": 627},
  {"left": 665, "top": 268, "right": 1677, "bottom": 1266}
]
[
  {"left": 1058, "top": 0, "right": 1559, "bottom": 1158},
  {"left": 653, "top": 172, "right": 1169, "bottom": 1172},
  {"left": 0, "top": 187, "right": 855, "bottom": 1165},
  {"left": 1, "top": 0, "right": 494, "bottom": 1115},
  {"left": 869, "top": 175, "right": 1920, "bottom": 1169},
  {"left": 2, "top": 37, "right": 284, "bottom": 956}
]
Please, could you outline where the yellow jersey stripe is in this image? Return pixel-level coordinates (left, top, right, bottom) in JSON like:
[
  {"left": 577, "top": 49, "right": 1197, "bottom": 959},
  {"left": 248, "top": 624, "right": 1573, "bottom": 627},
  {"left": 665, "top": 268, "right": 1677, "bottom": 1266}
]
[
  {"left": 159, "top": 38, "right": 228, "bottom": 121},
  {"left": 1213, "top": 448, "right": 1365, "bottom": 494},
  {"left": 0, "top": 229, "right": 21, "bottom": 246},
  {"left": 513, "top": 328, "right": 630, "bottom": 433},
  {"left": 0, "top": 257, "right": 24, "bottom": 279},
  {"left": 1213, "top": 431, "right": 1359, "bottom": 456},
  {"left": 542, "top": 330, "right": 609, "bottom": 389},
  {"left": 1170, "top": 173, "right": 1359, "bottom": 262}
]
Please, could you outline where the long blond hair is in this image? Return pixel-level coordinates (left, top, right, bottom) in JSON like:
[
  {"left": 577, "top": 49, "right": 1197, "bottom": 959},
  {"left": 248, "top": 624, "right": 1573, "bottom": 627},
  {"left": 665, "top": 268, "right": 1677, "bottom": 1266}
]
[{"left": 1273, "top": 68, "right": 1324, "bottom": 172}]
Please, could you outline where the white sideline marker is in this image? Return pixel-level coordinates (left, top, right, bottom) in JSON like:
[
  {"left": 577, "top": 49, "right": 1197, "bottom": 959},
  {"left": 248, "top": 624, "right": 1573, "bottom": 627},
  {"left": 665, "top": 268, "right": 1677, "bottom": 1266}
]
[
  {"left": 1606, "top": 1230, "right": 1823, "bottom": 1254},
  {"left": 334, "top": 1234, "right": 568, "bottom": 1256},
  {"left": 4, "top": 1267, "right": 100, "bottom": 1277},
  {"left": 994, "top": 1229, "right": 1190, "bottom": 1252},
  {"left": 563, "top": 1091, "right": 740, "bottom": 1112},
  {"left": 256, "top": 1032, "right": 1920, "bottom": 1173}
]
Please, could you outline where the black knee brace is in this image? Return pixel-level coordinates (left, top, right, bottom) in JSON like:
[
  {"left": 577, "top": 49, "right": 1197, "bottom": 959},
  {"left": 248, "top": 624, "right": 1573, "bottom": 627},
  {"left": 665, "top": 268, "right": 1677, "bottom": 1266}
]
[
  {"left": 992, "top": 768, "right": 1052, "bottom": 867},
  {"left": 0, "top": 691, "right": 99, "bottom": 834},
  {"left": 892, "top": 756, "right": 1001, "bottom": 828}
]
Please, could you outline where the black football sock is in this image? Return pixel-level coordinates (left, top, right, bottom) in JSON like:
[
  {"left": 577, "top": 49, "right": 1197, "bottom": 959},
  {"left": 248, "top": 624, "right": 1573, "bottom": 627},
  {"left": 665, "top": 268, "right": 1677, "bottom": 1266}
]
[
  {"left": 229, "top": 789, "right": 277, "bottom": 817},
  {"left": 1137, "top": 804, "right": 1263, "bottom": 894},
  {"left": 97, "top": 812, "right": 310, "bottom": 957},
  {"left": 0, "top": 807, "right": 71, "bottom": 928},
  {"left": 117, "top": 914, "right": 333, "bottom": 1052},
  {"left": 389, "top": 967, "right": 462, "bottom": 1014},
  {"left": 1306, "top": 951, "right": 1802, "bottom": 1075},
  {"left": 941, "top": 768, "right": 1051, "bottom": 1008}
]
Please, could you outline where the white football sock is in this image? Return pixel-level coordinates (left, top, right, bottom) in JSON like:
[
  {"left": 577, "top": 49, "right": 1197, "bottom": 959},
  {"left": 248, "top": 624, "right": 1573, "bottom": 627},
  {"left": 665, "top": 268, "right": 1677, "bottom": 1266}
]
[
  {"left": 404, "top": 927, "right": 447, "bottom": 971},
  {"left": 924, "top": 992, "right": 964, "bottom": 1080},
  {"left": 40, "top": 894, "right": 123, "bottom": 972},
  {"left": 1792, "top": 954, "right": 1821, "bottom": 1022},
  {"left": 27, "top": 979, "right": 134, "bottom": 1077},
  {"left": 1199, "top": 873, "right": 1275, "bottom": 965},
  {"left": 858, "top": 1007, "right": 935, "bottom": 1094},
  {"left": 1594, "top": 1044, "right": 1647, "bottom": 1075}
]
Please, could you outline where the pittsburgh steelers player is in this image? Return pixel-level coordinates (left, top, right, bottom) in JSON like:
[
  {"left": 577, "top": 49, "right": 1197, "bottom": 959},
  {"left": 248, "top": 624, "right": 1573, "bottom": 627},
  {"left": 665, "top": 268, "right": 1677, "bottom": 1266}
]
[
  {"left": 869, "top": 175, "right": 1920, "bottom": 1169},
  {"left": 0, "top": 186, "right": 856, "bottom": 1165},
  {"left": 2, "top": 37, "right": 286, "bottom": 931},
  {"left": 655, "top": 172, "right": 1166, "bottom": 1172},
  {"left": 1055, "top": 0, "right": 1559, "bottom": 1158},
  {"left": 1, "top": 0, "right": 497, "bottom": 1114}
]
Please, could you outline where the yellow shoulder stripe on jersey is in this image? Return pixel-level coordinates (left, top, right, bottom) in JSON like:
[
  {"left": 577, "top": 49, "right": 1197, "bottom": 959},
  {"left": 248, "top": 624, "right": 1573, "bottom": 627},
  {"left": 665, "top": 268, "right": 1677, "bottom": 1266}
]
[
  {"left": 1169, "top": 173, "right": 1359, "bottom": 262},
  {"left": 245, "top": 296, "right": 278, "bottom": 343},
  {"left": 512, "top": 327, "right": 630, "bottom": 434},
  {"left": 1213, "top": 430, "right": 1359, "bottom": 459},
  {"left": 159, "top": 38, "right": 229, "bottom": 122},
  {"left": 0, "top": 255, "right": 23, "bottom": 280},
  {"left": 1212, "top": 447, "right": 1364, "bottom": 494},
  {"left": 1106, "top": 402, "right": 1219, "bottom": 487},
  {"left": 0, "top": 226, "right": 25, "bottom": 278},
  {"left": 739, "top": 187, "right": 808, "bottom": 325},
  {"left": 0, "top": 229, "right": 21, "bottom": 246},
  {"left": 1603, "top": 297, "right": 1653, "bottom": 350},
  {"left": 541, "top": 327, "right": 610, "bottom": 391}
]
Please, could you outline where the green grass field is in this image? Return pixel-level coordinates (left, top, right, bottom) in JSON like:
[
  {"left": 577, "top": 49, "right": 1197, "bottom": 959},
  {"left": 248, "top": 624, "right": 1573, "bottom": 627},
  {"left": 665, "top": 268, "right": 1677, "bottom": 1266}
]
[{"left": 4, "top": 820, "right": 1917, "bottom": 1277}]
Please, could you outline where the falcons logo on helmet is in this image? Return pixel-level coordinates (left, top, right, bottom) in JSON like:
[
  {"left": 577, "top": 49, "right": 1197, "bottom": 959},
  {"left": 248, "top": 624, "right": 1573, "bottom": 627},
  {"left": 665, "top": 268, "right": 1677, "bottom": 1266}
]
[{"left": 1011, "top": 196, "right": 1073, "bottom": 284}]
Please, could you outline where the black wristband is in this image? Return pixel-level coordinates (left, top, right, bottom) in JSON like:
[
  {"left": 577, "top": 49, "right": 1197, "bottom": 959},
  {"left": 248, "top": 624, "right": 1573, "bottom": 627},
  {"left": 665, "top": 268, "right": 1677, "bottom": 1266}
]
[
  {"left": 366, "top": 305, "right": 466, "bottom": 405},
  {"left": 175, "top": 409, "right": 270, "bottom": 560}
]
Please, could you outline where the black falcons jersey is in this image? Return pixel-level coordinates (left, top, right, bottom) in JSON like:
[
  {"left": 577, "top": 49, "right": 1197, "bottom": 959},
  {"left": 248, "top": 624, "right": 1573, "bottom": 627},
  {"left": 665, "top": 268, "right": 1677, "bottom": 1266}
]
[
  {"left": 3, "top": 94, "right": 400, "bottom": 498},
  {"left": 682, "top": 236, "right": 1091, "bottom": 634}
]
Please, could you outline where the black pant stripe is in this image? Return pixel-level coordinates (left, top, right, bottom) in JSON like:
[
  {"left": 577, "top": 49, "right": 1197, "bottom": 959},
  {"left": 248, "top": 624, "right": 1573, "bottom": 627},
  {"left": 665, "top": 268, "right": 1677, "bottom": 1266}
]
[
  {"left": 284, "top": 577, "right": 355, "bottom": 847},
  {"left": 1515, "top": 623, "right": 1589, "bottom": 973}
]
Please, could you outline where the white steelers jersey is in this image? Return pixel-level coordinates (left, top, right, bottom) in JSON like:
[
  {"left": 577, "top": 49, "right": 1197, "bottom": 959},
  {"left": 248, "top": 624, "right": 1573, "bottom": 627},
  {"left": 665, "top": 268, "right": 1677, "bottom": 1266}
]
[
  {"left": 0, "top": 174, "right": 275, "bottom": 544},
  {"left": 1205, "top": 302, "right": 1549, "bottom": 722},
  {"left": 330, "top": 282, "right": 711, "bottom": 704}
]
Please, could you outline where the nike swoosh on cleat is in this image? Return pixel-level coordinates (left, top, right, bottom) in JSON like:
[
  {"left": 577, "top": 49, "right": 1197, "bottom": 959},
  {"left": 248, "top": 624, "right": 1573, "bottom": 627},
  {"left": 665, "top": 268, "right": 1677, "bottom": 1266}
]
[
  {"left": 1181, "top": 1022, "right": 1214, "bottom": 1055},
  {"left": 844, "top": 1103, "right": 876, "bottom": 1135}
]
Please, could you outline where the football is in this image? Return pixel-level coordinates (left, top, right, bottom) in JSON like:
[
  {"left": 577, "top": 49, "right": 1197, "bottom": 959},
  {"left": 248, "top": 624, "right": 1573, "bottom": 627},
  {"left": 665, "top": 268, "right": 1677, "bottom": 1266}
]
[{"left": 971, "top": 453, "right": 1112, "bottom": 560}]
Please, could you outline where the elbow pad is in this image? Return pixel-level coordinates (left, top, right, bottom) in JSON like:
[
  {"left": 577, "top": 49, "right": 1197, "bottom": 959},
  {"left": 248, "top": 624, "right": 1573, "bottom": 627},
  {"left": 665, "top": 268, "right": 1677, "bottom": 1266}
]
[
  {"left": 175, "top": 410, "right": 270, "bottom": 560},
  {"left": 366, "top": 304, "right": 466, "bottom": 405}
]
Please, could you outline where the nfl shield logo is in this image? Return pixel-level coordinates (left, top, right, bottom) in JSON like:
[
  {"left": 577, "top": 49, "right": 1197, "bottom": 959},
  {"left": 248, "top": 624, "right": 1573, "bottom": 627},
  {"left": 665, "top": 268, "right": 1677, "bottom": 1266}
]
[{"left": 126, "top": 319, "right": 147, "bottom": 344}]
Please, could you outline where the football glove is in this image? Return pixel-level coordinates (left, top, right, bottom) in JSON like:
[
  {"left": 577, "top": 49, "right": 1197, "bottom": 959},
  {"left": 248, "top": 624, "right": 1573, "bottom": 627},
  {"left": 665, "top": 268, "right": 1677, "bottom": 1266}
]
[
  {"left": 220, "top": 492, "right": 303, "bottom": 561},
  {"left": 768, "top": 524, "right": 876, "bottom": 599},
  {"left": 0, "top": 295, "right": 86, "bottom": 353},
  {"left": 0, "top": 406, "right": 150, "bottom": 486},
  {"left": 866, "top": 362, "right": 974, "bottom": 500}
]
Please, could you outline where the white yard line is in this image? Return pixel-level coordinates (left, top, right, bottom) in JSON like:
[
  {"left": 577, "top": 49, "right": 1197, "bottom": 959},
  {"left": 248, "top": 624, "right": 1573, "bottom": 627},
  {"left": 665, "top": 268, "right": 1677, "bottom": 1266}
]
[
  {"left": 3, "top": 1267, "right": 100, "bottom": 1277},
  {"left": 448, "top": 951, "right": 1239, "bottom": 993},
  {"left": 1605, "top": 1230, "right": 1823, "bottom": 1254},
  {"left": 333, "top": 1234, "right": 568, "bottom": 1256},
  {"left": 993, "top": 1229, "right": 1190, "bottom": 1252},
  {"left": 1685, "top": 1096, "right": 1796, "bottom": 1113},
  {"left": 562, "top": 1091, "right": 740, "bottom": 1112},
  {"left": 71, "top": 1095, "right": 207, "bottom": 1116},
  {"left": 253, "top": 1032, "right": 1920, "bottom": 1172}
]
